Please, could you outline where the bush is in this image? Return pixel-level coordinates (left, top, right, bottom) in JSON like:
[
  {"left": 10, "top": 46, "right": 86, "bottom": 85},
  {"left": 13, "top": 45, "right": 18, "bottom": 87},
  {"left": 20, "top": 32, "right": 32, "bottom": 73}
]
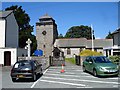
[
  {"left": 109, "top": 56, "right": 120, "bottom": 65},
  {"left": 80, "top": 49, "right": 103, "bottom": 56},
  {"left": 65, "top": 58, "right": 76, "bottom": 64}
]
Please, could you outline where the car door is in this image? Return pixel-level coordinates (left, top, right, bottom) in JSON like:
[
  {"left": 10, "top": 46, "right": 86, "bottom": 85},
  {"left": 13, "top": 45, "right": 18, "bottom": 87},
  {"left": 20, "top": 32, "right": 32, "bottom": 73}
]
[
  {"left": 88, "top": 57, "right": 94, "bottom": 73},
  {"left": 84, "top": 57, "right": 90, "bottom": 71}
]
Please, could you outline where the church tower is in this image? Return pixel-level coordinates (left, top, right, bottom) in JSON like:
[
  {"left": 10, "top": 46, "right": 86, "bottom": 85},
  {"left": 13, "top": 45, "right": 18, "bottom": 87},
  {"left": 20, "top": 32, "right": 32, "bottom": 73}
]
[{"left": 36, "top": 14, "right": 58, "bottom": 57}]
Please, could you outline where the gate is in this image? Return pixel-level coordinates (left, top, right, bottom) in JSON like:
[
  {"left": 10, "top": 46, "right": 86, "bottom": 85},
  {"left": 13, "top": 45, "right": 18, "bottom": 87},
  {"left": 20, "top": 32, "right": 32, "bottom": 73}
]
[
  {"left": 49, "top": 56, "right": 65, "bottom": 66},
  {"left": 75, "top": 55, "right": 81, "bottom": 65}
]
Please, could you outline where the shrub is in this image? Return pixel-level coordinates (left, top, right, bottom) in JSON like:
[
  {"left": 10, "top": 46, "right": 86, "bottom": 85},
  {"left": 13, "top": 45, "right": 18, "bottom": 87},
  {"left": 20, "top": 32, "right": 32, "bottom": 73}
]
[
  {"left": 109, "top": 56, "right": 120, "bottom": 65},
  {"left": 65, "top": 58, "right": 76, "bottom": 64},
  {"left": 80, "top": 49, "right": 103, "bottom": 56}
]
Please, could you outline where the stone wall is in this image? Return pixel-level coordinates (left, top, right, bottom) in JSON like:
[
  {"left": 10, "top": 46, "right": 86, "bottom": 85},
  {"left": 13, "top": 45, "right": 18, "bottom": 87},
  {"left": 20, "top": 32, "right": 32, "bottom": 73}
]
[{"left": 18, "top": 56, "right": 50, "bottom": 70}]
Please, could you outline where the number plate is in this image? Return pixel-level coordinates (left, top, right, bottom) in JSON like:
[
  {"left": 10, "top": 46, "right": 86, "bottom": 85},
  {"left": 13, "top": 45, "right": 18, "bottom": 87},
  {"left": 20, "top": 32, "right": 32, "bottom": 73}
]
[{"left": 17, "top": 75, "right": 24, "bottom": 78}]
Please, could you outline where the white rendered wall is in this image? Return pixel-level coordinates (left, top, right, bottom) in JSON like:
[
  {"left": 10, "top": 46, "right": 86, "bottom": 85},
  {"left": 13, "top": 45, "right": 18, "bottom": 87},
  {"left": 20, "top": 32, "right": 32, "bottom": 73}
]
[
  {"left": 0, "top": 48, "right": 17, "bottom": 66},
  {"left": 61, "top": 48, "right": 80, "bottom": 58},
  {"left": 0, "top": 19, "right": 5, "bottom": 47}
]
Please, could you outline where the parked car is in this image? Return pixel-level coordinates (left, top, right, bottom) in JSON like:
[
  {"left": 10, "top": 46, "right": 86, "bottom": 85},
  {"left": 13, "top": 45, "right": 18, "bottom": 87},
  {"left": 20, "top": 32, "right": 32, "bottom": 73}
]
[
  {"left": 11, "top": 60, "right": 43, "bottom": 82},
  {"left": 82, "top": 56, "right": 119, "bottom": 77}
]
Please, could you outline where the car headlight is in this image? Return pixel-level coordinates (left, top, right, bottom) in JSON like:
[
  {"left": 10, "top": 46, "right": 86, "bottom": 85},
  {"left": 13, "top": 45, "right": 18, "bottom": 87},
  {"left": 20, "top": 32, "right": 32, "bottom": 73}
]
[{"left": 98, "top": 67, "right": 107, "bottom": 71}]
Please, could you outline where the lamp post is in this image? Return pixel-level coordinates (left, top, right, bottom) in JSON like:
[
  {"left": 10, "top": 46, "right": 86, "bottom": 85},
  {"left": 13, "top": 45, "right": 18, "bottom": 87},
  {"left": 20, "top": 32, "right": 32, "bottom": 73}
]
[
  {"left": 25, "top": 38, "right": 32, "bottom": 60},
  {"left": 91, "top": 24, "right": 94, "bottom": 51}
]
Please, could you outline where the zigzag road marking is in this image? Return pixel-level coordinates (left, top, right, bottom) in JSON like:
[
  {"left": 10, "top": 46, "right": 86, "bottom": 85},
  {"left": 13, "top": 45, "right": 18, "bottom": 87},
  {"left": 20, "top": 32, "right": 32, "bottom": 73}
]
[
  {"left": 40, "top": 79, "right": 86, "bottom": 87},
  {"left": 42, "top": 76, "right": 118, "bottom": 84}
]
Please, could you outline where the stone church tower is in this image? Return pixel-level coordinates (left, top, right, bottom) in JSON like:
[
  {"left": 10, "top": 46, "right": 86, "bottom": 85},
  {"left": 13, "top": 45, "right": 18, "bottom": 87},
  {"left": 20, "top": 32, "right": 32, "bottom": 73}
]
[{"left": 36, "top": 14, "right": 58, "bottom": 57}]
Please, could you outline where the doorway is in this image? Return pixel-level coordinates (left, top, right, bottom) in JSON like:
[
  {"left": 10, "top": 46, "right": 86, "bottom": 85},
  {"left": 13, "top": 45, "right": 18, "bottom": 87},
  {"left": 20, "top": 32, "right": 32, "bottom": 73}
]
[{"left": 4, "top": 51, "right": 11, "bottom": 66}]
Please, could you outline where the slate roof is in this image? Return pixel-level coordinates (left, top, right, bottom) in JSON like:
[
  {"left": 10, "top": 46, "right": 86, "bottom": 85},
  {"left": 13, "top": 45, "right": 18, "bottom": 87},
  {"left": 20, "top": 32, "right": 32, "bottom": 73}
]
[
  {"left": 0, "top": 10, "right": 13, "bottom": 18},
  {"left": 55, "top": 38, "right": 113, "bottom": 48},
  {"left": 55, "top": 38, "right": 87, "bottom": 48},
  {"left": 86, "top": 39, "right": 113, "bottom": 48},
  {"left": 112, "top": 28, "right": 120, "bottom": 34}
]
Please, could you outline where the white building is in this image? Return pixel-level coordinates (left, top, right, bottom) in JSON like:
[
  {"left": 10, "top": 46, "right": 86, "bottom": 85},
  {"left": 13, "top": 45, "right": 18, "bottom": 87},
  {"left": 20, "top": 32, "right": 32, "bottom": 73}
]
[{"left": 0, "top": 10, "right": 27, "bottom": 66}]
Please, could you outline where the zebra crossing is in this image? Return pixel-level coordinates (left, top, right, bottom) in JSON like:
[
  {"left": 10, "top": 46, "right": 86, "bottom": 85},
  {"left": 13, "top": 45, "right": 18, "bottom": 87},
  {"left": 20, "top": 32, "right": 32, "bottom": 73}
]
[{"left": 31, "top": 65, "right": 119, "bottom": 88}]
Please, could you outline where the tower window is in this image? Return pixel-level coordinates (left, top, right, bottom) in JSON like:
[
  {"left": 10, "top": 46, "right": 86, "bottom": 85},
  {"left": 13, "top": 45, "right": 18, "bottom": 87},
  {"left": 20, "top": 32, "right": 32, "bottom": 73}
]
[{"left": 43, "top": 45, "right": 46, "bottom": 48}]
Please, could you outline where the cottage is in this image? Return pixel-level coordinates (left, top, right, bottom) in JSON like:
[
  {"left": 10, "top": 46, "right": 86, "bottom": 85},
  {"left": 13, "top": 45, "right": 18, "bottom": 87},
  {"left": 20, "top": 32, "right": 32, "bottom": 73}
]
[
  {"left": 104, "top": 28, "right": 120, "bottom": 56},
  {"left": 0, "top": 10, "right": 27, "bottom": 66}
]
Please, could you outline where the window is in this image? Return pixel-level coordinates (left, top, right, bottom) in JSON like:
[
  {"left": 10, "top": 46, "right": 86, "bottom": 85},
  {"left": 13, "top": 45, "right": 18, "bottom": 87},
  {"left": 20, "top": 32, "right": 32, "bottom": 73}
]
[{"left": 67, "top": 48, "right": 71, "bottom": 55}]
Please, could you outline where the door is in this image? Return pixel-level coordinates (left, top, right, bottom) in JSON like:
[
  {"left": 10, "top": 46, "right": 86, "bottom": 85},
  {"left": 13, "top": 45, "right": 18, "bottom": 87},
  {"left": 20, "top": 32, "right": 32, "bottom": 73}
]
[
  {"left": 88, "top": 57, "right": 94, "bottom": 73},
  {"left": 4, "top": 51, "right": 11, "bottom": 66}
]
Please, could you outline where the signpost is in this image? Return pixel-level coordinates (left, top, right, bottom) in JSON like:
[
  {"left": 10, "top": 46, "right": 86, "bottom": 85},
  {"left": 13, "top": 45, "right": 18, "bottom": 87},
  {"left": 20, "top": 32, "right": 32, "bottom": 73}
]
[{"left": 25, "top": 38, "right": 32, "bottom": 60}]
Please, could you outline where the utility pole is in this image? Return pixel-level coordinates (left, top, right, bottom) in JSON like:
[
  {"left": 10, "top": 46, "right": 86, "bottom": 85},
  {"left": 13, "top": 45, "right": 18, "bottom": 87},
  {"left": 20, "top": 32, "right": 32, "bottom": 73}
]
[
  {"left": 25, "top": 38, "right": 32, "bottom": 60},
  {"left": 91, "top": 24, "right": 94, "bottom": 51}
]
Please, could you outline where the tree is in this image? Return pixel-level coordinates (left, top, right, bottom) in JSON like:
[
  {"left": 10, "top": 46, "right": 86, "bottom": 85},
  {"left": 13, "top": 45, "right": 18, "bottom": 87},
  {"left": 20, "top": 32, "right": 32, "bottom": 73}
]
[
  {"left": 5, "top": 5, "right": 37, "bottom": 54},
  {"left": 65, "top": 25, "right": 95, "bottom": 39},
  {"left": 105, "top": 31, "right": 113, "bottom": 39},
  {"left": 58, "top": 33, "right": 64, "bottom": 38}
]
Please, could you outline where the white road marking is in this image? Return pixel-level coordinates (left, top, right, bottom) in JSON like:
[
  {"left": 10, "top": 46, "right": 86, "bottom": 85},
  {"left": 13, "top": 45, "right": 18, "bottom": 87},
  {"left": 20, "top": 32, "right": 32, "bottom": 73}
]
[
  {"left": 45, "top": 73, "right": 96, "bottom": 78},
  {"left": 47, "top": 70, "right": 89, "bottom": 75},
  {"left": 30, "top": 69, "right": 48, "bottom": 88},
  {"left": 42, "top": 76, "right": 118, "bottom": 84},
  {"left": 40, "top": 79, "right": 86, "bottom": 87},
  {"left": 45, "top": 73, "right": 118, "bottom": 80}
]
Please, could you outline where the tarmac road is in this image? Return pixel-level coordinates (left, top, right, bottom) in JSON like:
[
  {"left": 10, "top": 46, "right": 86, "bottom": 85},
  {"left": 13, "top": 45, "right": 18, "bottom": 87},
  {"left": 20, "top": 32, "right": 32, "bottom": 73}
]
[{"left": 1, "top": 62, "right": 119, "bottom": 89}]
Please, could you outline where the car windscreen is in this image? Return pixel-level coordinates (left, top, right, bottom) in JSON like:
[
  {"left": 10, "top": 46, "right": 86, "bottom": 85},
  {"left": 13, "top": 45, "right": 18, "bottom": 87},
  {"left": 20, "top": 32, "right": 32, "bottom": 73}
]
[
  {"left": 14, "top": 61, "right": 32, "bottom": 69},
  {"left": 94, "top": 57, "right": 111, "bottom": 63}
]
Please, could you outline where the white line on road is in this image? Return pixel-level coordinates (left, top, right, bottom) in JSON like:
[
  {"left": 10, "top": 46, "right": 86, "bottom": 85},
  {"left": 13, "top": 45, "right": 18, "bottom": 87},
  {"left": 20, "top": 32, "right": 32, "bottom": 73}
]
[
  {"left": 44, "top": 73, "right": 96, "bottom": 78},
  {"left": 40, "top": 79, "right": 86, "bottom": 87},
  {"left": 45, "top": 73, "right": 118, "bottom": 80},
  {"left": 42, "top": 76, "right": 118, "bottom": 84},
  {"left": 30, "top": 69, "right": 48, "bottom": 88},
  {"left": 46, "top": 70, "right": 89, "bottom": 75}
]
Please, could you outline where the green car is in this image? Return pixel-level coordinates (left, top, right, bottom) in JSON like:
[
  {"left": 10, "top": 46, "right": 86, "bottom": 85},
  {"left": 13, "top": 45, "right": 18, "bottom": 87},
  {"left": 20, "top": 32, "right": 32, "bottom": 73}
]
[{"left": 83, "top": 56, "right": 119, "bottom": 77}]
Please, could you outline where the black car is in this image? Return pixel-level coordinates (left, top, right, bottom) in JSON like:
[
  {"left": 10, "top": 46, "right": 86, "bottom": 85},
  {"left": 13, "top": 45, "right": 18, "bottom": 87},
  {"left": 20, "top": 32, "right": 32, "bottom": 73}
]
[{"left": 11, "top": 60, "right": 43, "bottom": 82}]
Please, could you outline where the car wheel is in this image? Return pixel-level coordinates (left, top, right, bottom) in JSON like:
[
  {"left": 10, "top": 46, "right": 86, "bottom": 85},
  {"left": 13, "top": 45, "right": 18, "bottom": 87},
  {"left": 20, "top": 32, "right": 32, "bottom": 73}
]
[
  {"left": 12, "top": 78, "right": 16, "bottom": 82},
  {"left": 83, "top": 66, "right": 86, "bottom": 72},
  {"left": 40, "top": 68, "right": 43, "bottom": 75},
  {"left": 93, "top": 69, "right": 98, "bottom": 77}
]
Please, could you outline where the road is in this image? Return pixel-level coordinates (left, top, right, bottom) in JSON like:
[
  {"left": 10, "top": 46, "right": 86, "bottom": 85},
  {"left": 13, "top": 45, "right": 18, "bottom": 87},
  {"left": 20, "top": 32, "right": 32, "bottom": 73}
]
[{"left": 1, "top": 62, "right": 119, "bottom": 89}]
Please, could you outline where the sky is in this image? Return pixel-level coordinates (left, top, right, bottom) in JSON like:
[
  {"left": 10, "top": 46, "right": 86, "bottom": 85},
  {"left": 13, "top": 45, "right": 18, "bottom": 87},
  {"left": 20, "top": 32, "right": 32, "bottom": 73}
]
[{"left": 1, "top": 2, "right": 118, "bottom": 39}]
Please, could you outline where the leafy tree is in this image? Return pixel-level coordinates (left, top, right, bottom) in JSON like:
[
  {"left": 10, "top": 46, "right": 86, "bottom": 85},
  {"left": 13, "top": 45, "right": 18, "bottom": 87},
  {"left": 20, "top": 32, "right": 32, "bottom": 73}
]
[
  {"left": 5, "top": 5, "right": 37, "bottom": 54},
  {"left": 65, "top": 25, "right": 95, "bottom": 39},
  {"left": 105, "top": 31, "right": 113, "bottom": 39},
  {"left": 58, "top": 33, "right": 64, "bottom": 38}
]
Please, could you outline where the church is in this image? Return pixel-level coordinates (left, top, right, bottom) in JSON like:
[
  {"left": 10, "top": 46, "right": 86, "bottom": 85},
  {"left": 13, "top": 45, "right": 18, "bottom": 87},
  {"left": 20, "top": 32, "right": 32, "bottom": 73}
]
[
  {"left": 0, "top": 10, "right": 27, "bottom": 66},
  {"left": 36, "top": 14, "right": 114, "bottom": 58}
]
